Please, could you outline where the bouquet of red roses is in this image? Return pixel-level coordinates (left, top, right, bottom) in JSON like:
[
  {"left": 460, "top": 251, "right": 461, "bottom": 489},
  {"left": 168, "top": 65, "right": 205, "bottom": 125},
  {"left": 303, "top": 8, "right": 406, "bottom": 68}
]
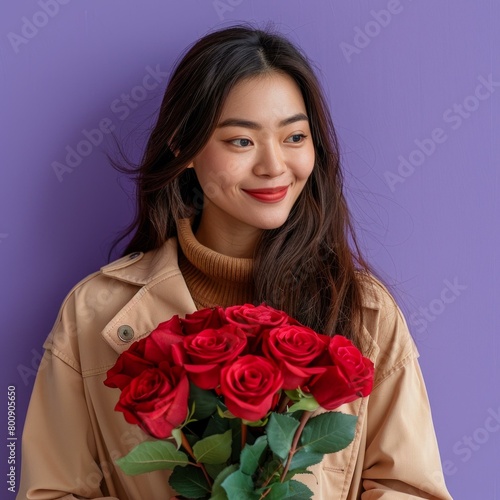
[{"left": 104, "top": 304, "right": 374, "bottom": 499}]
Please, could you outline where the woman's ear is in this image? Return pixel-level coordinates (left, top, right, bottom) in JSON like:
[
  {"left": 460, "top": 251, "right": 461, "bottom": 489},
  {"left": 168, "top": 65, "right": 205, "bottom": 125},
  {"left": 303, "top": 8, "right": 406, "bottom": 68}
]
[
  {"left": 172, "top": 146, "right": 194, "bottom": 169},
  {"left": 173, "top": 149, "right": 194, "bottom": 169}
]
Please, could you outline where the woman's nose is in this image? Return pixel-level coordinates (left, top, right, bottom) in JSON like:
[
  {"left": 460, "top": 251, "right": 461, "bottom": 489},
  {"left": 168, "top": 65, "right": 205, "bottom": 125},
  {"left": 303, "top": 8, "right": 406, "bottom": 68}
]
[{"left": 252, "top": 143, "right": 287, "bottom": 177}]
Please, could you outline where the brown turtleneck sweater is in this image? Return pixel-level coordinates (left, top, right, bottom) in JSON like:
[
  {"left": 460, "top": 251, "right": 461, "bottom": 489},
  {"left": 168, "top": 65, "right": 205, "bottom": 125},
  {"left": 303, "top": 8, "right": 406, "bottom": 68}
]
[{"left": 176, "top": 218, "right": 255, "bottom": 309}]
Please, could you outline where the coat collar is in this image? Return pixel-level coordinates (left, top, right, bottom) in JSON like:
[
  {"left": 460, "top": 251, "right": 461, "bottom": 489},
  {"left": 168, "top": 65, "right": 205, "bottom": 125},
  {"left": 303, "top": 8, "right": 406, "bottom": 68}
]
[
  {"left": 100, "top": 238, "right": 179, "bottom": 286},
  {"left": 99, "top": 238, "right": 197, "bottom": 355}
]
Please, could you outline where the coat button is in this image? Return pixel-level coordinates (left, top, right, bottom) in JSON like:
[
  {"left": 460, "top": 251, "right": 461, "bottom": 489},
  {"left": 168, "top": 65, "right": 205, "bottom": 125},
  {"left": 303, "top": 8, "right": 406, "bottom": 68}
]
[
  {"left": 117, "top": 325, "right": 135, "bottom": 342},
  {"left": 129, "top": 252, "right": 141, "bottom": 259}
]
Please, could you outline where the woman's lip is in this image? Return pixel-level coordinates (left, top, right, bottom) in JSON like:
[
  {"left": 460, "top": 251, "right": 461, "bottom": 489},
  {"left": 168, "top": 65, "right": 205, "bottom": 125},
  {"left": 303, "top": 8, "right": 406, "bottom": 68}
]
[
  {"left": 242, "top": 186, "right": 289, "bottom": 194},
  {"left": 242, "top": 186, "right": 289, "bottom": 202}
]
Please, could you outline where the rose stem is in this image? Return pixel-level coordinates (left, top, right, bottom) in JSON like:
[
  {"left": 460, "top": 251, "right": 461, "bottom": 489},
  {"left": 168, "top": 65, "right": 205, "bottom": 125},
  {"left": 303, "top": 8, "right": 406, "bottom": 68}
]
[
  {"left": 280, "top": 410, "right": 314, "bottom": 482},
  {"left": 277, "top": 394, "right": 290, "bottom": 414},
  {"left": 258, "top": 462, "right": 283, "bottom": 499},
  {"left": 259, "top": 488, "right": 271, "bottom": 499},
  {"left": 241, "top": 422, "right": 247, "bottom": 451},
  {"left": 259, "top": 411, "right": 315, "bottom": 496},
  {"left": 179, "top": 430, "right": 213, "bottom": 487}
]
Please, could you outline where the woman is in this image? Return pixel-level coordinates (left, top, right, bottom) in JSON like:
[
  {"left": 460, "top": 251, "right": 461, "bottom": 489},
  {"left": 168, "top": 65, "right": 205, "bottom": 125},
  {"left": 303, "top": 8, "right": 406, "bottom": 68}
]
[{"left": 17, "top": 25, "right": 452, "bottom": 499}]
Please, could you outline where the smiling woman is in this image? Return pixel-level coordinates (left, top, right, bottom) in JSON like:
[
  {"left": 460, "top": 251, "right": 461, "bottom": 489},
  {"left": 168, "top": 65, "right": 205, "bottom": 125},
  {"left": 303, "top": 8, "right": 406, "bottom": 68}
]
[
  {"left": 17, "top": 24, "right": 452, "bottom": 500},
  {"left": 190, "top": 73, "right": 315, "bottom": 257}
]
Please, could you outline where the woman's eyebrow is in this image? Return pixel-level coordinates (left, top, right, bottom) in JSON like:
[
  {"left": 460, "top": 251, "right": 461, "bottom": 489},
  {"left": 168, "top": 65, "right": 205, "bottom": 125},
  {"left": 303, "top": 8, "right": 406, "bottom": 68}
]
[{"left": 216, "top": 112, "right": 309, "bottom": 130}]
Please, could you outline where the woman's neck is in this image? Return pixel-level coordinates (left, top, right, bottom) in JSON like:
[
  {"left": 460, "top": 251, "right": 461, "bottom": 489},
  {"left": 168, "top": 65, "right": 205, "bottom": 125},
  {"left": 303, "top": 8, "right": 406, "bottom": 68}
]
[
  {"left": 194, "top": 210, "right": 262, "bottom": 259},
  {"left": 176, "top": 218, "right": 255, "bottom": 308}
]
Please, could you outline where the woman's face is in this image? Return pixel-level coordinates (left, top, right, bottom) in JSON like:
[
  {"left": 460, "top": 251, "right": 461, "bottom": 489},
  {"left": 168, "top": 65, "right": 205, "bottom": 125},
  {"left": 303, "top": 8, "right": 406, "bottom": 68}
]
[{"left": 189, "top": 72, "right": 315, "bottom": 256}]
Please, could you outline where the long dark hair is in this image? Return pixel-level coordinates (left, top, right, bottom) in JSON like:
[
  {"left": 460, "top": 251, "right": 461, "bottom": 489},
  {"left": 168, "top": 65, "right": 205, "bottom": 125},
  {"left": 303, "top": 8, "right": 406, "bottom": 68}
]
[{"left": 110, "top": 23, "right": 382, "bottom": 345}]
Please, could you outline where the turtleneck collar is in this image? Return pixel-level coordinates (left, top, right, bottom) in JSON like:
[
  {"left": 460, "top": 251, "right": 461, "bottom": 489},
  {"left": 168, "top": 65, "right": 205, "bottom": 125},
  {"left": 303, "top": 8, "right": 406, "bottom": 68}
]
[{"left": 175, "top": 218, "right": 255, "bottom": 309}]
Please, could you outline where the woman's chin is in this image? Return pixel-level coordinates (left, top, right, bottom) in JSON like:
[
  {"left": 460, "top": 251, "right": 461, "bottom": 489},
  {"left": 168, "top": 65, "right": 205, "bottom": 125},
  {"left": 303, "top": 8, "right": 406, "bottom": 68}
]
[{"left": 253, "top": 216, "right": 290, "bottom": 231}]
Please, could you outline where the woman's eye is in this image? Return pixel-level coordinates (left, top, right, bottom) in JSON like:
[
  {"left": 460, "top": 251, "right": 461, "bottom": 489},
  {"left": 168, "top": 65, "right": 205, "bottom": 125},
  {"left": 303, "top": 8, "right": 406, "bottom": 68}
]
[
  {"left": 286, "top": 134, "right": 307, "bottom": 143},
  {"left": 230, "top": 138, "right": 252, "bottom": 147}
]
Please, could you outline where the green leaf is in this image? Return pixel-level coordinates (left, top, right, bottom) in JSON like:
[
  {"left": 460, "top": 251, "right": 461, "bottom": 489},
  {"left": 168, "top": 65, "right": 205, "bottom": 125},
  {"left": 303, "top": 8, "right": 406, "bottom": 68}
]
[
  {"left": 171, "top": 428, "right": 183, "bottom": 449},
  {"left": 256, "top": 456, "right": 282, "bottom": 488},
  {"left": 283, "top": 469, "right": 313, "bottom": 482},
  {"left": 169, "top": 465, "right": 211, "bottom": 499},
  {"left": 240, "top": 436, "right": 268, "bottom": 476},
  {"left": 284, "top": 389, "right": 301, "bottom": 401},
  {"left": 183, "top": 431, "right": 200, "bottom": 449},
  {"left": 285, "top": 387, "right": 316, "bottom": 402},
  {"left": 204, "top": 413, "right": 230, "bottom": 437},
  {"left": 203, "top": 415, "right": 252, "bottom": 462},
  {"left": 193, "top": 429, "right": 232, "bottom": 465},
  {"left": 209, "top": 464, "right": 238, "bottom": 500},
  {"left": 288, "top": 397, "right": 319, "bottom": 413},
  {"left": 264, "top": 479, "right": 313, "bottom": 499},
  {"left": 205, "top": 462, "right": 227, "bottom": 480},
  {"left": 221, "top": 469, "right": 259, "bottom": 499},
  {"left": 229, "top": 418, "right": 243, "bottom": 463},
  {"left": 115, "top": 440, "right": 189, "bottom": 475},
  {"left": 288, "top": 449, "right": 324, "bottom": 471},
  {"left": 243, "top": 417, "right": 269, "bottom": 427},
  {"left": 266, "top": 413, "right": 300, "bottom": 460},
  {"left": 300, "top": 412, "right": 357, "bottom": 454},
  {"left": 217, "top": 405, "right": 237, "bottom": 419},
  {"left": 189, "top": 383, "right": 220, "bottom": 420}
]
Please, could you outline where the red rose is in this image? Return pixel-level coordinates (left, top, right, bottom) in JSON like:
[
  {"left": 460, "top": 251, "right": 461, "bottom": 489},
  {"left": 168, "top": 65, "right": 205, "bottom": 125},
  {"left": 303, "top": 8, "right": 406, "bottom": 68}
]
[
  {"left": 172, "top": 325, "right": 247, "bottom": 390},
  {"left": 328, "top": 336, "right": 374, "bottom": 396},
  {"left": 104, "top": 316, "right": 185, "bottom": 390},
  {"left": 225, "top": 303, "right": 289, "bottom": 336},
  {"left": 220, "top": 355, "right": 283, "bottom": 421},
  {"left": 180, "top": 307, "right": 226, "bottom": 335},
  {"left": 104, "top": 350, "right": 154, "bottom": 390},
  {"left": 262, "top": 325, "right": 329, "bottom": 389},
  {"left": 308, "top": 336, "right": 374, "bottom": 410},
  {"left": 143, "top": 316, "right": 186, "bottom": 364},
  {"left": 115, "top": 364, "right": 189, "bottom": 439}
]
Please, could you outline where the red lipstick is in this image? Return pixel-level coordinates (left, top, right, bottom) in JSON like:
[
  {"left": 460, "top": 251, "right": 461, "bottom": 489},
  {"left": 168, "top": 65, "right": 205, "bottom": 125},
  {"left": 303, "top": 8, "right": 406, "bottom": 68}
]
[{"left": 242, "top": 186, "right": 289, "bottom": 203}]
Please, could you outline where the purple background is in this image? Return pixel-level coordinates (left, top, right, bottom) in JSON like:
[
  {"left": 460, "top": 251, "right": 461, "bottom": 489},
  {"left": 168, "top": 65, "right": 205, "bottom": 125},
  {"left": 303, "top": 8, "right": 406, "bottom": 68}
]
[{"left": 1, "top": 1, "right": 498, "bottom": 498}]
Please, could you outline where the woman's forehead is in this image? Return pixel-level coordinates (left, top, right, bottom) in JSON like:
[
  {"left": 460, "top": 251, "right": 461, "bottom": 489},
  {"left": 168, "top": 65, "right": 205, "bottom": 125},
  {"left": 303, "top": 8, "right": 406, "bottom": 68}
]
[{"left": 218, "top": 73, "right": 308, "bottom": 125}]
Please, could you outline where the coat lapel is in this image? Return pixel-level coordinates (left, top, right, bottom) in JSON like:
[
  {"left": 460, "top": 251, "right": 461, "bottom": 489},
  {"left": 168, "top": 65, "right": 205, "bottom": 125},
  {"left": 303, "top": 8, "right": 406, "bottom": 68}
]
[{"left": 99, "top": 237, "right": 197, "bottom": 355}]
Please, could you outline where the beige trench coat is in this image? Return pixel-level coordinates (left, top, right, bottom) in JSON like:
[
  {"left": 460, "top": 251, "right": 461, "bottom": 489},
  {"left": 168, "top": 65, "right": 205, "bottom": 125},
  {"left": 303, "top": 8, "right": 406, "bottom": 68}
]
[{"left": 17, "top": 237, "right": 453, "bottom": 499}]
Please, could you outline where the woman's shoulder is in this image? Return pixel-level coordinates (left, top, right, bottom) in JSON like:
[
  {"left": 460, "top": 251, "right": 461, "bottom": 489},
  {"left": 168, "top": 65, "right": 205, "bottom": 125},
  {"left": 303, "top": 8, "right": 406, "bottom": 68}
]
[
  {"left": 43, "top": 238, "right": 181, "bottom": 367},
  {"left": 61, "top": 237, "right": 180, "bottom": 303},
  {"left": 54, "top": 237, "right": 181, "bottom": 316},
  {"left": 355, "top": 270, "right": 400, "bottom": 313},
  {"left": 354, "top": 271, "right": 418, "bottom": 383}
]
